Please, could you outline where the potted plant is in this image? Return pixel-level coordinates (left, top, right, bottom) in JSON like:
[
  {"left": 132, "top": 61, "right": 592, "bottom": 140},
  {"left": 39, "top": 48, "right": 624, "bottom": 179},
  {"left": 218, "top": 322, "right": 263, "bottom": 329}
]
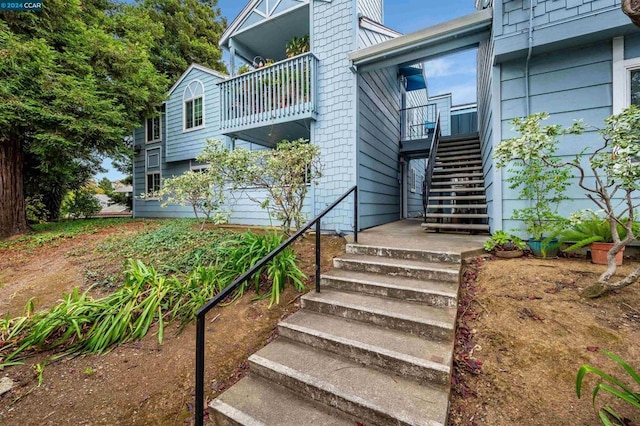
[
  {"left": 561, "top": 210, "right": 638, "bottom": 265},
  {"left": 494, "top": 114, "right": 577, "bottom": 258},
  {"left": 484, "top": 231, "right": 526, "bottom": 258}
]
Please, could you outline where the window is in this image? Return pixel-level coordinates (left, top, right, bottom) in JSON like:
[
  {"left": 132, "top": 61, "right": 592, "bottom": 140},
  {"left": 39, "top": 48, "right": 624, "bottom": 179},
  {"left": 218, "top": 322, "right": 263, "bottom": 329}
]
[
  {"left": 184, "top": 80, "right": 204, "bottom": 130},
  {"left": 146, "top": 172, "right": 161, "bottom": 195},
  {"left": 410, "top": 168, "right": 417, "bottom": 193},
  {"left": 146, "top": 116, "right": 161, "bottom": 143}
]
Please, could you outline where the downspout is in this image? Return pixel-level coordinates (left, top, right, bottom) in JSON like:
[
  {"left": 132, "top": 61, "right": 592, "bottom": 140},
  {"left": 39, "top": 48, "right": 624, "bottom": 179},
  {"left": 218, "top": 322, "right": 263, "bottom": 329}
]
[{"left": 525, "top": 0, "right": 535, "bottom": 116}]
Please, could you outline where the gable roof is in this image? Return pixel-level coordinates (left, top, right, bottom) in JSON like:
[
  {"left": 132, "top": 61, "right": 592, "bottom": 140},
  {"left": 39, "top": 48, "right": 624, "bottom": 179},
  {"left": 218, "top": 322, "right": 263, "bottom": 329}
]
[
  {"left": 219, "top": 0, "right": 309, "bottom": 49},
  {"left": 167, "top": 64, "right": 228, "bottom": 96}
]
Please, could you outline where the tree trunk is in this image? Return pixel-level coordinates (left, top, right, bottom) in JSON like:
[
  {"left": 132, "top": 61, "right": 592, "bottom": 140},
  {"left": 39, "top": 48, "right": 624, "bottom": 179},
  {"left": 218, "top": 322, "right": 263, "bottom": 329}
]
[
  {"left": 622, "top": 0, "right": 640, "bottom": 28},
  {"left": 582, "top": 266, "right": 640, "bottom": 298},
  {"left": 0, "top": 138, "right": 28, "bottom": 239}
]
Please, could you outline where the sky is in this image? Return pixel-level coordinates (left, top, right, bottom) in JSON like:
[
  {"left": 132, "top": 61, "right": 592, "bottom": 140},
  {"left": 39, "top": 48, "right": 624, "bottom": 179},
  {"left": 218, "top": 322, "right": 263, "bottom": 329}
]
[{"left": 97, "top": 0, "right": 478, "bottom": 181}]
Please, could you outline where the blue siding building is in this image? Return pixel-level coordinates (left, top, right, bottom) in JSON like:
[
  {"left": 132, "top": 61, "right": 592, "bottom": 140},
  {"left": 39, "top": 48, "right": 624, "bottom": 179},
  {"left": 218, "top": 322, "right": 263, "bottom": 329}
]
[{"left": 133, "top": 0, "right": 639, "bottom": 235}]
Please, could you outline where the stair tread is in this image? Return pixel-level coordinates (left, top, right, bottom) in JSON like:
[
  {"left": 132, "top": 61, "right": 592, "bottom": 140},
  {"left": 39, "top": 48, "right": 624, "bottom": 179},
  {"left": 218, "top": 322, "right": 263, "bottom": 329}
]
[
  {"left": 426, "top": 204, "right": 487, "bottom": 210},
  {"left": 433, "top": 167, "right": 483, "bottom": 174},
  {"left": 436, "top": 149, "right": 481, "bottom": 157},
  {"left": 335, "top": 253, "right": 460, "bottom": 273},
  {"left": 431, "top": 179, "right": 485, "bottom": 186},
  {"left": 424, "top": 213, "right": 489, "bottom": 219},
  {"left": 212, "top": 376, "right": 353, "bottom": 426},
  {"left": 322, "top": 268, "right": 458, "bottom": 297},
  {"left": 429, "top": 187, "right": 486, "bottom": 193},
  {"left": 428, "top": 195, "right": 486, "bottom": 200},
  {"left": 281, "top": 310, "right": 452, "bottom": 370},
  {"left": 251, "top": 339, "right": 450, "bottom": 425},
  {"left": 423, "top": 223, "right": 490, "bottom": 231},
  {"left": 302, "top": 289, "right": 457, "bottom": 330},
  {"left": 432, "top": 172, "right": 483, "bottom": 179}
]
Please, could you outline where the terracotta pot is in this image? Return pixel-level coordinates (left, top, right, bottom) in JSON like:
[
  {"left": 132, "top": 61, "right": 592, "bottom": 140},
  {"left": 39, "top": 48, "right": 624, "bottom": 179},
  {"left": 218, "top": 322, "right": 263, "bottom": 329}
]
[
  {"left": 590, "top": 242, "right": 624, "bottom": 266},
  {"left": 495, "top": 249, "right": 524, "bottom": 259}
]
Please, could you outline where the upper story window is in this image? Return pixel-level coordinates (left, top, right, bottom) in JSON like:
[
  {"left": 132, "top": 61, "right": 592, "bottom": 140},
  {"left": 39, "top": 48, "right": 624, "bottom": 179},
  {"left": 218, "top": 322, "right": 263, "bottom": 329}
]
[
  {"left": 146, "top": 116, "right": 161, "bottom": 143},
  {"left": 184, "top": 80, "right": 205, "bottom": 131}
]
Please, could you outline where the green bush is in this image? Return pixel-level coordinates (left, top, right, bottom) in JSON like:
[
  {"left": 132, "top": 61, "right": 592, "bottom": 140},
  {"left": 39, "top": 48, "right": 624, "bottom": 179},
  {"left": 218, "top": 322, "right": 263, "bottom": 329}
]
[{"left": 61, "top": 187, "right": 102, "bottom": 219}]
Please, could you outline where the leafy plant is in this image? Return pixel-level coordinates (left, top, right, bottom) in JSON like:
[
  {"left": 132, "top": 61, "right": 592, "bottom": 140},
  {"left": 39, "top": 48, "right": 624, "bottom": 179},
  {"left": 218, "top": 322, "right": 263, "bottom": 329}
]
[
  {"left": 33, "top": 362, "right": 45, "bottom": 387},
  {"left": 61, "top": 186, "right": 102, "bottom": 219},
  {"left": 495, "top": 113, "right": 582, "bottom": 243},
  {"left": 200, "top": 139, "right": 323, "bottom": 235},
  {"left": 576, "top": 351, "right": 640, "bottom": 425},
  {"left": 484, "top": 231, "right": 526, "bottom": 252},
  {"left": 285, "top": 34, "right": 310, "bottom": 58},
  {"left": 156, "top": 170, "right": 228, "bottom": 230},
  {"left": 561, "top": 210, "right": 639, "bottom": 252},
  {"left": 1, "top": 229, "right": 306, "bottom": 367}
]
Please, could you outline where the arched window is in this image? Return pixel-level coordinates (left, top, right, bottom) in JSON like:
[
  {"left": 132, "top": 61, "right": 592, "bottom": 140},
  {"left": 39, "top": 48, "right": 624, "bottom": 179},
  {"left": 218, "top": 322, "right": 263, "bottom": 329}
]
[{"left": 184, "top": 80, "right": 204, "bottom": 130}]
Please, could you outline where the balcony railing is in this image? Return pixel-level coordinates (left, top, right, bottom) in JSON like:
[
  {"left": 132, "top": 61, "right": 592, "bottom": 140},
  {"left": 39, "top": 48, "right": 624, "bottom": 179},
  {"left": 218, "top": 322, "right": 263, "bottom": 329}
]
[
  {"left": 220, "top": 52, "right": 318, "bottom": 131},
  {"left": 401, "top": 103, "right": 438, "bottom": 141}
]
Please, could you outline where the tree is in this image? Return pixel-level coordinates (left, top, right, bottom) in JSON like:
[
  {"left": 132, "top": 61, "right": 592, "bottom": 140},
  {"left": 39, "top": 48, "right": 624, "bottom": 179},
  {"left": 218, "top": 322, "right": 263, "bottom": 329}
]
[
  {"left": 157, "top": 169, "right": 227, "bottom": 230},
  {"left": 135, "top": 0, "right": 227, "bottom": 80},
  {"left": 623, "top": 0, "right": 640, "bottom": 28},
  {"left": 98, "top": 178, "right": 115, "bottom": 196},
  {"left": 0, "top": 0, "right": 168, "bottom": 238},
  {"left": 200, "top": 139, "right": 323, "bottom": 235},
  {"left": 497, "top": 109, "right": 640, "bottom": 298}
]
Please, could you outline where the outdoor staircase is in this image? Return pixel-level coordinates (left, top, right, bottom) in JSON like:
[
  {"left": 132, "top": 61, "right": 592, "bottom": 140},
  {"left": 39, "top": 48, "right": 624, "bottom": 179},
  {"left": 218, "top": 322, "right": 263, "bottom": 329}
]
[
  {"left": 423, "top": 133, "right": 490, "bottom": 234},
  {"left": 210, "top": 243, "right": 461, "bottom": 425}
]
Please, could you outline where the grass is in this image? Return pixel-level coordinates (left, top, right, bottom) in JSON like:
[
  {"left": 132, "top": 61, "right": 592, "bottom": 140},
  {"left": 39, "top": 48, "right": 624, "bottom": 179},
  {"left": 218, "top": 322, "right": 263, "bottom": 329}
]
[{"left": 0, "top": 219, "right": 137, "bottom": 250}]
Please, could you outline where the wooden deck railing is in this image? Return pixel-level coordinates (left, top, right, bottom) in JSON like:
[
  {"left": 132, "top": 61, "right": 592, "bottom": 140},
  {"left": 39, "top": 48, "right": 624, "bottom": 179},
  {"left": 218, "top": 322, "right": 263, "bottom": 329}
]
[{"left": 220, "top": 52, "right": 318, "bottom": 130}]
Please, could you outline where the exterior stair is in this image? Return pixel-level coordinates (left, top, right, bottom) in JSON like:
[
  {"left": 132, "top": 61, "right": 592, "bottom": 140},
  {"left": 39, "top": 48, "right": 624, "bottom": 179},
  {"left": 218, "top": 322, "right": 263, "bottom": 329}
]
[
  {"left": 210, "top": 242, "right": 461, "bottom": 425},
  {"left": 423, "top": 133, "right": 490, "bottom": 233}
]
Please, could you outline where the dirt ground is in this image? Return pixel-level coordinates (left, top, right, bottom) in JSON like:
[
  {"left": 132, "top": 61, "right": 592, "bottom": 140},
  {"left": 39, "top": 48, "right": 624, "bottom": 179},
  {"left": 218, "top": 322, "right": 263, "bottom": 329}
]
[
  {"left": 0, "top": 222, "right": 346, "bottom": 425},
  {"left": 449, "top": 255, "right": 640, "bottom": 426}
]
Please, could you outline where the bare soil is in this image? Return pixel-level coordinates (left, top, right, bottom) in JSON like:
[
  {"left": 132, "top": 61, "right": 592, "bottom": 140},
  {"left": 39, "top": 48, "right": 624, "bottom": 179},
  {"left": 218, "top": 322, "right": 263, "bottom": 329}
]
[
  {"left": 450, "top": 255, "right": 640, "bottom": 426},
  {"left": 0, "top": 222, "right": 346, "bottom": 425}
]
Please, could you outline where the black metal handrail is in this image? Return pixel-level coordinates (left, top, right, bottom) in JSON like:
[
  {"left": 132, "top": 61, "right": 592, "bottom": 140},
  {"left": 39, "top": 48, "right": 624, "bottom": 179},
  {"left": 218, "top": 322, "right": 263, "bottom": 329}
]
[
  {"left": 194, "top": 185, "right": 358, "bottom": 425},
  {"left": 422, "top": 112, "right": 441, "bottom": 218}
]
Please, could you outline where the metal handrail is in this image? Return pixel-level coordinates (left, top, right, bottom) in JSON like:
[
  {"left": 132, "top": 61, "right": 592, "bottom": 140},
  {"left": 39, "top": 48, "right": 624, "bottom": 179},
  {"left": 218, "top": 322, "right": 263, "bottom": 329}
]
[
  {"left": 194, "top": 185, "right": 358, "bottom": 425},
  {"left": 422, "top": 112, "right": 441, "bottom": 218}
]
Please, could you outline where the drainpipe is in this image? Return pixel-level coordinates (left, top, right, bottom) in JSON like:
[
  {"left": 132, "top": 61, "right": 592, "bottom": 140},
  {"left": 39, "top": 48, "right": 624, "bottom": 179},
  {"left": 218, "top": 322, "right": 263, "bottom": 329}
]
[{"left": 525, "top": 0, "right": 535, "bottom": 116}]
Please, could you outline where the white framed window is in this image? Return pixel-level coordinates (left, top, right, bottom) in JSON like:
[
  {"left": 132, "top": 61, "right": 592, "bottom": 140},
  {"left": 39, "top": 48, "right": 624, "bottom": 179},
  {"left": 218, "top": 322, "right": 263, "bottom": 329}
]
[
  {"left": 146, "top": 172, "right": 161, "bottom": 195},
  {"left": 145, "top": 116, "right": 161, "bottom": 143},
  {"left": 146, "top": 148, "right": 161, "bottom": 169},
  {"left": 410, "top": 168, "right": 416, "bottom": 193},
  {"left": 183, "top": 80, "right": 205, "bottom": 131},
  {"left": 190, "top": 161, "right": 210, "bottom": 173},
  {"left": 612, "top": 37, "right": 640, "bottom": 113}
]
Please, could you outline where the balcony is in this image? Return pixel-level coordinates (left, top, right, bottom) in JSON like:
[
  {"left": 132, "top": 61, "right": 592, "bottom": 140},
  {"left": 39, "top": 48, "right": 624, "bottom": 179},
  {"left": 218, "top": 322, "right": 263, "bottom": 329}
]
[
  {"left": 219, "top": 53, "right": 318, "bottom": 146},
  {"left": 400, "top": 103, "right": 438, "bottom": 159}
]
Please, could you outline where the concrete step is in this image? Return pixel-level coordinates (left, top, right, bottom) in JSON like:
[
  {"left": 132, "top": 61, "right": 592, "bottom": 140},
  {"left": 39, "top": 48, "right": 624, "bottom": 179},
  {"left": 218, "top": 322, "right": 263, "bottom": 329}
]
[
  {"left": 429, "top": 186, "right": 486, "bottom": 193},
  {"left": 430, "top": 179, "right": 484, "bottom": 186},
  {"left": 279, "top": 311, "right": 452, "bottom": 386},
  {"left": 210, "top": 375, "right": 354, "bottom": 426},
  {"left": 321, "top": 268, "right": 458, "bottom": 307},
  {"left": 422, "top": 223, "right": 491, "bottom": 232},
  {"left": 425, "top": 213, "right": 489, "bottom": 219},
  {"left": 432, "top": 171, "right": 483, "bottom": 179},
  {"left": 301, "top": 289, "right": 456, "bottom": 341},
  {"left": 333, "top": 254, "right": 459, "bottom": 282},
  {"left": 426, "top": 203, "right": 488, "bottom": 210},
  {"left": 346, "top": 243, "right": 461, "bottom": 263},
  {"left": 249, "top": 339, "right": 450, "bottom": 426},
  {"left": 428, "top": 195, "right": 486, "bottom": 201}
]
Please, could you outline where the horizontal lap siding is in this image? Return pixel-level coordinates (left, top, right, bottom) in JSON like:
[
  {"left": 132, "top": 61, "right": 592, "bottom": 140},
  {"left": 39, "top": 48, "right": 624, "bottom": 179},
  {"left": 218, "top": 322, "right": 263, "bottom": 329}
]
[
  {"left": 427, "top": 95, "right": 452, "bottom": 137},
  {"left": 225, "top": 188, "right": 312, "bottom": 227},
  {"left": 499, "top": 40, "right": 615, "bottom": 235},
  {"left": 165, "top": 68, "right": 225, "bottom": 163},
  {"left": 407, "top": 160, "right": 425, "bottom": 217},
  {"left": 477, "top": 36, "right": 494, "bottom": 230},
  {"left": 358, "top": 67, "right": 402, "bottom": 229}
]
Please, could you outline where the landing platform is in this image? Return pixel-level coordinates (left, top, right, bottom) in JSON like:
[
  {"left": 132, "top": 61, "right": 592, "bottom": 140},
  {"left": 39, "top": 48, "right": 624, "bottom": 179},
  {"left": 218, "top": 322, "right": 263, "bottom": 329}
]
[{"left": 348, "top": 219, "right": 486, "bottom": 257}]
